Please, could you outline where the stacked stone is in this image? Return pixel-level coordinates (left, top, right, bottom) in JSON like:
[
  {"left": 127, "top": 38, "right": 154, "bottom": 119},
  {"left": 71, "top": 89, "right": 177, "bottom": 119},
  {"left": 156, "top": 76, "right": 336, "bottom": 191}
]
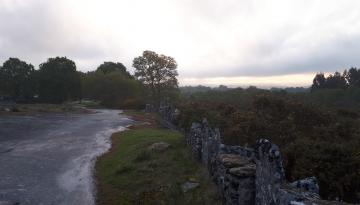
[
  {"left": 187, "top": 122, "right": 203, "bottom": 160},
  {"left": 289, "top": 176, "right": 320, "bottom": 198},
  {"left": 145, "top": 103, "right": 155, "bottom": 112},
  {"left": 254, "top": 139, "right": 286, "bottom": 205},
  {"left": 214, "top": 154, "right": 256, "bottom": 205},
  {"left": 219, "top": 144, "right": 255, "bottom": 158},
  {"left": 199, "top": 119, "right": 222, "bottom": 166},
  {"left": 254, "top": 139, "right": 327, "bottom": 205},
  {"left": 187, "top": 119, "right": 256, "bottom": 205},
  {"left": 157, "top": 103, "right": 180, "bottom": 124}
]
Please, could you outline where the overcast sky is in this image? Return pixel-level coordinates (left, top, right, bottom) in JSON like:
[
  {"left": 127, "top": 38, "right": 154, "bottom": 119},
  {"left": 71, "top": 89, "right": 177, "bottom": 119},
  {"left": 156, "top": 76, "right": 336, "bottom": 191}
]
[{"left": 1, "top": 0, "right": 360, "bottom": 87}]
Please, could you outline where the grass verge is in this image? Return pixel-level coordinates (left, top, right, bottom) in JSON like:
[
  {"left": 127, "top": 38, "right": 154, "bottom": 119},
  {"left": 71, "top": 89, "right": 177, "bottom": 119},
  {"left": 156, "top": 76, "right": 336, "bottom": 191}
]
[
  {"left": 95, "top": 112, "right": 221, "bottom": 205},
  {"left": 0, "top": 102, "right": 95, "bottom": 115}
]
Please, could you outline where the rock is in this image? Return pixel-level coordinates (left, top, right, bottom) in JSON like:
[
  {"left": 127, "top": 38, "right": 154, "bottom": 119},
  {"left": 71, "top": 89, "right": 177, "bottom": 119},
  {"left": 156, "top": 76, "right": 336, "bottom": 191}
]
[
  {"left": 290, "top": 176, "right": 319, "bottom": 195},
  {"left": 289, "top": 202, "right": 306, "bottom": 205},
  {"left": 218, "top": 154, "right": 251, "bottom": 168},
  {"left": 181, "top": 182, "right": 199, "bottom": 193},
  {"left": 148, "top": 142, "right": 170, "bottom": 152},
  {"left": 229, "top": 164, "right": 256, "bottom": 177},
  {"left": 188, "top": 177, "right": 198, "bottom": 183},
  {"left": 191, "top": 122, "right": 202, "bottom": 129}
]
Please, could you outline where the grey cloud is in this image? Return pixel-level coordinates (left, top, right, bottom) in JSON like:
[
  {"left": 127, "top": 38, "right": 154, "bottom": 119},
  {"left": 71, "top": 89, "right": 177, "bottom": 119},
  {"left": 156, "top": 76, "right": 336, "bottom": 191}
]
[
  {"left": 1, "top": 0, "right": 360, "bottom": 81},
  {"left": 0, "top": 1, "right": 106, "bottom": 69},
  {"left": 180, "top": 32, "right": 360, "bottom": 78}
]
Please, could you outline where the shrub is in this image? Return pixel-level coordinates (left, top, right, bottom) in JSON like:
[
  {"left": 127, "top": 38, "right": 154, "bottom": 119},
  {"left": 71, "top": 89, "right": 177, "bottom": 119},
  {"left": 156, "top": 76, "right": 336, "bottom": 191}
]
[{"left": 177, "top": 90, "right": 360, "bottom": 203}]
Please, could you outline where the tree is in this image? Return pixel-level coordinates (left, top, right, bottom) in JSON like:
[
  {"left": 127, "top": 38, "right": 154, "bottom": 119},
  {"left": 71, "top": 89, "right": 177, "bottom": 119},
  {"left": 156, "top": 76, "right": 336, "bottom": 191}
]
[
  {"left": 82, "top": 69, "right": 144, "bottom": 108},
  {"left": 311, "top": 71, "right": 348, "bottom": 90},
  {"left": 311, "top": 73, "right": 326, "bottom": 91},
  {"left": 96, "top": 62, "right": 132, "bottom": 78},
  {"left": 344, "top": 67, "right": 360, "bottom": 87},
  {"left": 0, "top": 58, "right": 37, "bottom": 101},
  {"left": 133, "top": 50, "right": 179, "bottom": 105},
  {"left": 0, "top": 66, "right": 3, "bottom": 95},
  {"left": 38, "top": 57, "right": 81, "bottom": 103},
  {"left": 324, "top": 71, "right": 347, "bottom": 89}
]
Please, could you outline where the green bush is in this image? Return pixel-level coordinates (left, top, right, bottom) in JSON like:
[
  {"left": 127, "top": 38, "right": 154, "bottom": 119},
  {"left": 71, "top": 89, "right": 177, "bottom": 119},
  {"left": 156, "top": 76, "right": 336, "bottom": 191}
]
[{"left": 82, "top": 71, "right": 145, "bottom": 109}]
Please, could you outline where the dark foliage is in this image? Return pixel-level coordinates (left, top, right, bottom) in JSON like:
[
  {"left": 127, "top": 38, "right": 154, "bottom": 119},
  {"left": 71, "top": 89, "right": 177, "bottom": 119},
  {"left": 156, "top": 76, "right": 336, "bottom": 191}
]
[
  {"left": 38, "top": 57, "right": 82, "bottom": 103},
  {"left": 345, "top": 67, "right": 360, "bottom": 87},
  {"left": 177, "top": 88, "right": 360, "bottom": 203},
  {"left": 96, "top": 62, "right": 132, "bottom": 78},
  {"left": 311, "top": 68, "right": 360, "bottom": 91},
  {"left": 0, "top": 57, "right": 149, "bottom": 108},
  {"left": 0, "top": 58, "right": 37, "bottom": 101},
  {"left": 82, "top": 68, "right": 145, "bottom": 108}
]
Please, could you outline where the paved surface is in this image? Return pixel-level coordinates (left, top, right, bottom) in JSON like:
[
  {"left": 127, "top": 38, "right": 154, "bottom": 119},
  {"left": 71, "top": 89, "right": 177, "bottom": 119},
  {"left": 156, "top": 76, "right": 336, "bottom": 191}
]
[{"left": 0, "top": 110, "right": 132, "bottom": 205}]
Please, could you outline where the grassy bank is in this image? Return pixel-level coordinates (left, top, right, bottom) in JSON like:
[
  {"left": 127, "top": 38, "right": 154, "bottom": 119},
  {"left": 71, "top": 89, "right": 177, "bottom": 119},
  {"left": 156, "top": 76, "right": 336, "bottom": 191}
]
[
  {"left": 0, "top": 101, "right": 98, "bottom": 115},
  {"left": 95, "top": 112, "right": 221, "bottom": 205}
]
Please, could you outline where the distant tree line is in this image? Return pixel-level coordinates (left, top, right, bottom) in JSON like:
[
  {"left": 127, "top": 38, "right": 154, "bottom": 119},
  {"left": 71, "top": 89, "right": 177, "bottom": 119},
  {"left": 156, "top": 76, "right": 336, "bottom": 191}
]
[
  {"left": 0, "top": 50, "right": 179, "bottom": 108},
  {"left": 0, "top": 57, "right": 81, "bottom": 103},
  {"left": 311, "top": 67, "right": 360, "bottom": 90},
  {"left": 180, "top": 85, "right": 230, "bottom": 94}
]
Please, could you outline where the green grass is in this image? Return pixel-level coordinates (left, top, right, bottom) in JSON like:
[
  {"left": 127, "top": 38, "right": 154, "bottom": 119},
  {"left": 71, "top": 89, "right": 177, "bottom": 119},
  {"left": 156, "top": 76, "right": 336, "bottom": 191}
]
[
  {"left": 122, "top": 109, "right": 145, "bottom": 116},
  {"left": 76, "top": 100, "right": 101, "bottom": 108},
  {"left": 0, "top": 103, "right": 90, "bottom": 115},
  {"left": 95, "top": 128, "right": 221, "bottom": 205}
]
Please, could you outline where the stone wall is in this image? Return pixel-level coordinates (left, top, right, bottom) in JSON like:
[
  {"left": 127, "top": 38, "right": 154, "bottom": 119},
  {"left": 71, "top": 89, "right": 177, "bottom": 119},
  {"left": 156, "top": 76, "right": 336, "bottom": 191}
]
[
  {"left": 151, "top": 104, "right": 347, "bottom": 205},
  {"left": 187, "top": 119, "right": 256, "bottom": 205},
  {"left": 254, "top": 139, "right": 325, "bottom": 205}
]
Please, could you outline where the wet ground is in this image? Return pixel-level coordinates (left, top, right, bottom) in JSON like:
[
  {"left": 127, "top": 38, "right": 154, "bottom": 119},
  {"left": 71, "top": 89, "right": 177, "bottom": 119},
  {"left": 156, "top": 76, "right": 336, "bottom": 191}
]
[{"left": 0, "top": 110, "right": 132, "bottom": 205}]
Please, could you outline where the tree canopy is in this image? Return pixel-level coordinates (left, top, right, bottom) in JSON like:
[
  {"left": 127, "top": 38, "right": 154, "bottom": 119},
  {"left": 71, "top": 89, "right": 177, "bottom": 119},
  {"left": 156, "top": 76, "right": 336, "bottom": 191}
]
[
  {"left": 133, "top": 50, "right": 179, "bottom": 105},
  {"left": 311, "top": 68, "right": 360, "bottom": 91},
  {"left": 96, "top": 62, "right": 132, "bottom": 78},
  {"left": 38, "top": 57, "right": 81, "bottom": 103},
  {"left": 344, "top": 67, "right": 360, "bottom": 87},
  {"left": 0, "top": 58, "right": 37, "bottom": 100},
  {"left": 0, "top": 57, "right": 146, "bottom": 107},
  {"left": 82, "top": 63, "right": 144, "bottom": 108},
  {"left": 311, "top": 73, "right": 326, "bottom": 90}
]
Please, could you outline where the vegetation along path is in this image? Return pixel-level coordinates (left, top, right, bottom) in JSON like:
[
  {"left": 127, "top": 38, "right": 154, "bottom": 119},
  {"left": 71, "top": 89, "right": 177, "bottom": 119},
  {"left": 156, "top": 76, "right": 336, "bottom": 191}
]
[{"left": 95, "top": 111, "right": 221, "bottom": 205}]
